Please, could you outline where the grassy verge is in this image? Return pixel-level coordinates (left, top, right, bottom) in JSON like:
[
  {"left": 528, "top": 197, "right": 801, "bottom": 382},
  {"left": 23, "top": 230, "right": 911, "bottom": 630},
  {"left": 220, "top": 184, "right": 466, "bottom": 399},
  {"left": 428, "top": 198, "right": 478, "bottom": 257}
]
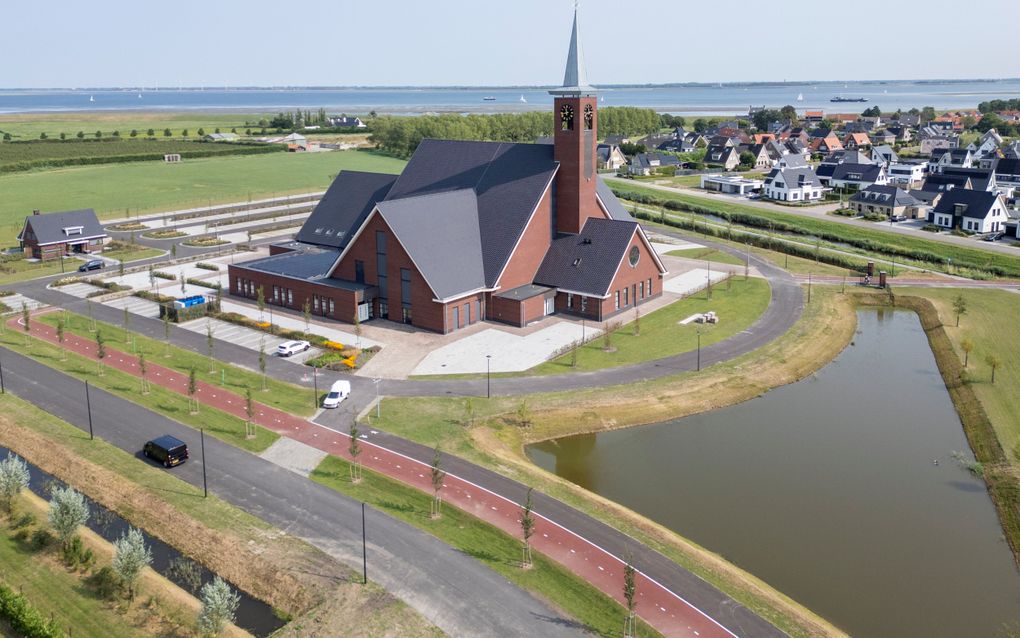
[
  {"left": 311, "top": 455, "right": 661, "bottom": 638},
  {"left": 534, "top": 276, "right": 769, "bottom": 373},
  {"left": 36, "top": 312, "right": 315, "bottom": 418},
  {"left": 0, "top": 150, "right": 407, "bottom": 245},
  {"left": 0, "top": 327, "right": 278, "bottom": 453},
  {"left": 367, "top": 287, "right": 854, "bottom": 637},
  {"left": 613, "top": 181, "right": 1020, "bottom": 277},
  {"left": 664, "top": 246, "right": 745, "bottom": 265},
  {"left": 104, "top": 247, "right": 164, "bottom": 263},
  {"left": 0, "top": 259, "right": 69, "bottom": 285},
  {"left": 0, "top": 393, "right": 439, "bottom": 636}
]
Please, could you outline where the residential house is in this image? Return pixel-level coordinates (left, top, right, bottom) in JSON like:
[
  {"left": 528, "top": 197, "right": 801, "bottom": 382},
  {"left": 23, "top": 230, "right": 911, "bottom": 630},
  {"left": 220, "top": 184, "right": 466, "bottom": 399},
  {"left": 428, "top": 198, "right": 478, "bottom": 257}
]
[
  {"left": 820, "top": 149, "right": 874, "bottom": 166},
  {"left": 930, "top": 189, "right": 1009, "bottom": 233},
  {"left": 603, "top": 134, "right": 631, "bottom": 145},
  {"left": 18, "top": 209, "right": 108, "bottom": 261},
  {"left": 994, "top": 158, "right": 1020, "bottom": 192},
  {"left": 871, "top": 145, "right": 899, "bottom": 167},
  {"left": 849, "top": 185, "right": 924, "bottom": 219},
  {"left": 843, "top": 132, "right": 872, "bottom": 150},
  {"left": 828, "top": 163, "right": 889, "bottom": 191},
  {"left": 870, "top": 130, "right": 897, "bottom": 146},
  {"left": 887, "top": 161, "right": 927, "bottom": 188},
  {"left": 329, "top": 116, "right": 367, "bottom": 128},
  {"left": 597, "top": 144, "right": 628, "bottom": 170},
  {"left": 885, "top": 124, "right": 912, "bottom": 143},
  {"left": 939, "top": 167, "right": 997, "bottom": 192},
  {"left": 776, "top": 153, "right": 808, "bottom": 169},
  {"left": 784, "top": 138, "right": 810, "bottom": 160},
  {"left": 920, "top": 133, "right": 960, "bottom": 154},
  {"left": 703, "top": 145, "right": 740, "bottom": 171},
  {"left": 804, "top": 110, "right": 825, "bottom": 124},
  {"left": 637, "top": 132, "right": 673, "bottom": 150},
  {"left": 739, "top": 143, "right": 773, "bottom": 170},
  {"left": 844, "top": 120, "right": 875, "bottom": 134},
  {"left": 762, "top": 167, "right": 826, "bottom": 202},
  {"left": 657, "top": 137, "right": 697, "bottom": 153},
  {"left": 700, "top": 174, "right": 763, "bottom": 195},
  {"left": 928, "top": 148, "right": 974, "bottom": 172},
  {"left": 630, "top": 152, "right": 681, "bottom": 176},
  {"left": 809, "top": 133, "right": 844, "bottom": 154}
]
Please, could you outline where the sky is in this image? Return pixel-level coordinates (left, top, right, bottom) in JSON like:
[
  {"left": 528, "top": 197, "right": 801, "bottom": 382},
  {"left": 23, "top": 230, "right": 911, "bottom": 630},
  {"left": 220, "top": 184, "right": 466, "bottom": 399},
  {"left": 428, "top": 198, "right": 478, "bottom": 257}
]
[{"left": 3, "top": 0, "right": 1017, "bottom": 88}]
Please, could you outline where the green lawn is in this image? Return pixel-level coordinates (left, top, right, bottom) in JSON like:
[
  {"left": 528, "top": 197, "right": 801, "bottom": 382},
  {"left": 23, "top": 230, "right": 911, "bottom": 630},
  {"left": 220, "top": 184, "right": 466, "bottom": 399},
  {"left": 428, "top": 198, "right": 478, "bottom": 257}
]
[
  {"left": 0, "top": 258, "right": 69, "bottom": 285},
  {"left": 0, "top": 112, "right": 267, "bottom": 141},
  {"left": 0, "top": 327, "right": 278, "bottom": 453},
  {"left": 902, "top": 288, "right": 1020, "bottom": 463},
  {"left": 0, "top": 150, "right": 406, "bottom": 245},
  {"left": 0, "top": 522, "right": 143, "bottom": 638},
  {"left": 37, "top": 311, "right": 315, "bottom": 418},
  {"left": 612, "top": 181, "right": 1020, "bottom": 278},
  {"left": 311, "top": 456, "right": 661, "bottom": 638},
  {"left": 665, "top": 246, "right": 745, "bottom": 265},
  {"left": 534, "top": 277, "right": 770, "bottom": 374},
  {"left": 103, "top": 246, "right": 164, "bottom": 263}
]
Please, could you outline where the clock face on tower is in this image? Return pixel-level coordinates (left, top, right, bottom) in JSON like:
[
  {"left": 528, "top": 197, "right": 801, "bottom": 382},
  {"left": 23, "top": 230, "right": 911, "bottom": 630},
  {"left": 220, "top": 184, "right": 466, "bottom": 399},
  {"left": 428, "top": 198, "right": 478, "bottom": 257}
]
[{"left": 560, "top": 105, "right": 574, "bottom": 131}]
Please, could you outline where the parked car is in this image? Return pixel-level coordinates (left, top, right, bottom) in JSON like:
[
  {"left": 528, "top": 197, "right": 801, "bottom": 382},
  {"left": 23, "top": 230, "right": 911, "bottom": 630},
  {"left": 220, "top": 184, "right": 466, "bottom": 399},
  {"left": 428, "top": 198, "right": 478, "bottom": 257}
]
[
  {"left": 890, "top": 215, "right": 907, "bottom": 222},
  {"left": 143, "top": 435, "right": 189, "bottom": 468},
  {"left": 984, "top": 232, "right": 1004, "bottom": 242},
  {"left": 276, "top": 340, "right": 311, "bottom": 357},
  {"left": 322, "top": 380, "right": 351, "bottom": 409},
  {"left": 78, "top": 259, "right": 104, "bottom": 272}
]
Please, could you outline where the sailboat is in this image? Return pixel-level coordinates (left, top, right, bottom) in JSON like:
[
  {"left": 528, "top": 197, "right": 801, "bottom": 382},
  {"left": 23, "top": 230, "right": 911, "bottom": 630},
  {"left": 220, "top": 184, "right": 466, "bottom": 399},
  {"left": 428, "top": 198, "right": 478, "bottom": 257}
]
[
  {"left": 89, "top": 95, "right": 95, "bottom": 102},
  {"left": 797, "top": 93, "right": 804, "bottom": 101},
  {"left": 520, "top": 94, "right": 527, "bottom": 103}
]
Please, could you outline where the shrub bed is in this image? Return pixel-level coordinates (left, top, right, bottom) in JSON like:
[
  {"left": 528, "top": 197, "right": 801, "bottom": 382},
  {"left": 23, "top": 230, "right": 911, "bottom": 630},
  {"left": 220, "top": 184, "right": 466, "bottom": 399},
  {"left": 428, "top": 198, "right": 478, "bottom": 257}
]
[
  {"left": 0, "top": 582, "right": 63, "bottom": 638},
  {"left": 195, "top": 262, "right": 220, "bottom": 271},
  {"left": 182, "top": 237, "right": 229, "bottom": 247}
]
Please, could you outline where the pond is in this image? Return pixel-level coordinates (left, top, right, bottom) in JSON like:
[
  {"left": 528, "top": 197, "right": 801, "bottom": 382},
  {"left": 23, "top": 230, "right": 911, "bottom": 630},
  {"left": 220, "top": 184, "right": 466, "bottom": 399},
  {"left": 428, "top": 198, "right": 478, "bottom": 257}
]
[
  {"left": 0, "top": 447, "right": 286, "bottom": 637},
  {"left": 527, "top": 309, "right": 1020, "bottom": 637}
]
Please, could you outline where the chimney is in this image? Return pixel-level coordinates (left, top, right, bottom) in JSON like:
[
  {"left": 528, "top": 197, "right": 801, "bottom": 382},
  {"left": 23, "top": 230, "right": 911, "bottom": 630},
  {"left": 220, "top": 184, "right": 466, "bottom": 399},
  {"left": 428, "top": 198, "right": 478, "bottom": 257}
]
[{"left": 32, "top": 209, "right": 40, "bottom": 216}]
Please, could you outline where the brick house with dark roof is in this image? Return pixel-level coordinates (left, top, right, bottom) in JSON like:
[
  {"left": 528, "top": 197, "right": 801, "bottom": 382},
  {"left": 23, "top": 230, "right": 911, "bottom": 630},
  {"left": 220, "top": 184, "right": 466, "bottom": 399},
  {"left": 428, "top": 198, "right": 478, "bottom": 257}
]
[
  {"left": 228, "top": 7, "right": 667, "bottom": 334},
  {"left": 17, "top": 208, "right": 108, "bottom": 261}
]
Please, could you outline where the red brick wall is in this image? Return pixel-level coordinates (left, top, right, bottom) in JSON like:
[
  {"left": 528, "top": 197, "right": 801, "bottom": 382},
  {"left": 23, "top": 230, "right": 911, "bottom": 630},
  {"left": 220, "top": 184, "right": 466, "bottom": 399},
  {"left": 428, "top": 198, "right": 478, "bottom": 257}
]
[
  {"left": 599, "top": 233, "right": 664, "bottom": 320},
  {"left": 489, "top": 293, "right": 550, "bottom": 328},
  {"left": 441, "top": 293, "right": 486, "bottom": 333},
  {"left": 554, "top": 95, "right": 603, "bottom": 235},
  {"left": 227, "top": 264, "right": 359, "bottom": 323},
  {"left": 496, "top": 187, "right": 554, "bottom": 290}
]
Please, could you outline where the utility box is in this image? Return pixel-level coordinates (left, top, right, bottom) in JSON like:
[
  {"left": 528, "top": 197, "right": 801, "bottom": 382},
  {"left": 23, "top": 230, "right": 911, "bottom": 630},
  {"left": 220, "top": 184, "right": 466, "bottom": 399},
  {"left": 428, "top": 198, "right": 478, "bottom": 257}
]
[{"left": 879, "top": 271, "right": 887, "bottom": 288}]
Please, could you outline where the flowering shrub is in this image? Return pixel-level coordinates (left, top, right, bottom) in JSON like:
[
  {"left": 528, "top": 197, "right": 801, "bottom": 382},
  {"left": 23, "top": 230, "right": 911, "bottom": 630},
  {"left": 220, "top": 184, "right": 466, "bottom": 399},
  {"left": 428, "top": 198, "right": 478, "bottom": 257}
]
[
  {"left": 256, "top": 322, "right": 271, "bottom": 330},
  {"left": 342, "top": 354, "right": 357, "bottom": 369},
  {"left": 323, "top": 340, "right": 345, "bottom": 351}
]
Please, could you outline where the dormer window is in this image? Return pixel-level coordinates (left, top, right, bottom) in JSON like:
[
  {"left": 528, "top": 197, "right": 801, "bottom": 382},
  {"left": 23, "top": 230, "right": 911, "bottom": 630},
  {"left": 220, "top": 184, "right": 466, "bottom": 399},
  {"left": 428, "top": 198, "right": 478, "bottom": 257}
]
[
  {"left": 954, "top": 203, "right": 968, "bottom": 214},
  {"left": 63, "top": 226, "right": 83, "bottom": 236},
  {"left": 314, "top": 228, "right": 324, "bottom": 234},
  {"left": 572, "top": 257, "right": 582, "bottom": 267}
]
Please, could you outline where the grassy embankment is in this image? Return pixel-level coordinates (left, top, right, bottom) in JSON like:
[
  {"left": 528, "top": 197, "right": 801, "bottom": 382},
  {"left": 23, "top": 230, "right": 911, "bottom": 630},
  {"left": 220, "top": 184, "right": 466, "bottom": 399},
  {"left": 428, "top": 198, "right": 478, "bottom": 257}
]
[
  {"left": 859, "top": 286, "right": 1020, "bottom": 568},
  {"left": 613, "top": 181, "right": 1020, "bottom": 278},
  {"left": 0, "top": 393, "right": 439, "bottom": 636},
  {"left": 665, "top": 246, "right": 745, "bottom": 265},
  {"left": 0, "top": 321, "right": 278, "bottom": 453},
  {"left": 312, "top": 456, "right": 662, "bottom": 638},
  {"left": 2, "top": 490, "right": 249, "bottom": 638},
  {"left": 36, "top": 311, "right": 315, "bottom": 419},
  {"left": 369, "top": 287, "right": 855, "bottom": 638},
  {"left": 0, "top": 150, "right": 407, "bottom": 245}
]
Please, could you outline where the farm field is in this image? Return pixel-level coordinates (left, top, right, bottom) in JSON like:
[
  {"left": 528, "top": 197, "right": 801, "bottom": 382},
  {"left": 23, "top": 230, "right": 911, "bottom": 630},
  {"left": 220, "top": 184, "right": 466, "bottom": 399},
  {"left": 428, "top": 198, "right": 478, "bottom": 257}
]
[
  {"left": 0, "top": 111, "right": 262, "bottom": 140},
  {"left": 0, "top": 150, "right": 407, "bottom": 245},
  {"left": 0, "top": 139, "right": 282, "bottom": 172}
]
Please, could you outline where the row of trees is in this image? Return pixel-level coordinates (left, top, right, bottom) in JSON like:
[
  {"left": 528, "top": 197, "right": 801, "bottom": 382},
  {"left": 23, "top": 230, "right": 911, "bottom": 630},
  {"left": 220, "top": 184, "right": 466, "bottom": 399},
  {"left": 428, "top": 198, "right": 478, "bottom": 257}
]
[
  {"left": 3, "top": 127, "right": 243, "bottom": 143},
  {"left": 0, "top": 455, "right": 240, "bottom": 636}
]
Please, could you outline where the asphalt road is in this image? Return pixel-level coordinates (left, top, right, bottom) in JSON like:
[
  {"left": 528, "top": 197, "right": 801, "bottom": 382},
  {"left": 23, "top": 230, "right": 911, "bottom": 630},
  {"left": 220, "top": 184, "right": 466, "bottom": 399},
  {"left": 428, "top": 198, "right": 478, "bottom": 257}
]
[{"left": 0, "top": 347, "right": 584, "bottom": 638}]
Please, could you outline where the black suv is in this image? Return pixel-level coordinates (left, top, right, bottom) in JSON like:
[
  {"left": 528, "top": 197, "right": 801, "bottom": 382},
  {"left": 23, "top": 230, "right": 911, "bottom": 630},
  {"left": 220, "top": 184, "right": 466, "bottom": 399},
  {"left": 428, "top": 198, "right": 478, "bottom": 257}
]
[
  {"left": 78, "top": 259, "right": 104, "bottom": 272},
  {"left": 143, "top": 435, "right": 189, "bottom": 467}
]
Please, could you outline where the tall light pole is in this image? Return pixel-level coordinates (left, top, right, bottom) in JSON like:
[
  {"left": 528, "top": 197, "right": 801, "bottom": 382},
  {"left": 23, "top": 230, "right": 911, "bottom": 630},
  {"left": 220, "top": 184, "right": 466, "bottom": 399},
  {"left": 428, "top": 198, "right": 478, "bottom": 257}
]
[
  {"left": 312, "top": 366, "right": 318, "bottom": 408},
  {"left": 0, "top": 352, "right": 5, "bottom": 394},
  {"left": 362, "top": 502, "right": 368, "bottom": 585},
  {"left": 486, "top": 355, "right": 492, "bottom": 399},
  {"left": 374, "top": 378, "right": 381, "bottom": 419},
  {"left": 84, "top": 381, "right": 94, "bottom": 440},
  {"left": 200, "top": 428, "right": 208, "bottom": 498}
]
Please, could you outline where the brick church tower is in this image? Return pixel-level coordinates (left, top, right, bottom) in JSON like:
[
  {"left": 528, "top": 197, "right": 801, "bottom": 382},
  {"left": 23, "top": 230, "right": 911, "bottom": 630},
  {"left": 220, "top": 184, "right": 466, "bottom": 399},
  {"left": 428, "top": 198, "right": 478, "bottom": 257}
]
[{"left": 551, "top": 6, "right": 602, "bottom": 235}]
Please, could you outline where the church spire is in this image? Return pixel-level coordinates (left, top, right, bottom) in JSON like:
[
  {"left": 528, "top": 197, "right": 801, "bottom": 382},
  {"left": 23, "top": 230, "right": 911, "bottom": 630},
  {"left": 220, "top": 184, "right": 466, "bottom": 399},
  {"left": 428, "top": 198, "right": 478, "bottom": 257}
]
[{"left": 550, "top": 3, "right": 596, "bottom": 96}]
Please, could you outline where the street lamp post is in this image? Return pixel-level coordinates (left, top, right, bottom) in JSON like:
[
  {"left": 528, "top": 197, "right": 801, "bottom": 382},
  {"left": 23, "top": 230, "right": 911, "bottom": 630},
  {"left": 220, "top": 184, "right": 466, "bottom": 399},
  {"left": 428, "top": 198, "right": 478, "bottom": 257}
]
[
  {"left": 0, "top": 352, "right": 5, "bottom": 394},
  {"left": 486, "top": 355, "right": 492, "bottom": 399},
  {"left": 696, "top": 330, "right": 702, "bottom": 372},
  {"left": 200, "top": 428, "right": 208, "bottom": 498},
  {"left": 312, "top": 366, "right": 318, "bottom": 408},
  {"left": 362, "top": 502, "right": 368, "bottom": 585}
]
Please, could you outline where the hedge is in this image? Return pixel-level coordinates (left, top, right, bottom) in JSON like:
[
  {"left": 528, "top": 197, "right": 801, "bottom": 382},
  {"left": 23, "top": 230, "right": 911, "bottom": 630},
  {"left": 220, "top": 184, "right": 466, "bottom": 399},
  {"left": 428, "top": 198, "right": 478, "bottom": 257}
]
[
  {"left": 0, "top": 582, "right": 64, "bottom": 638},
  {"left": 0, "top": 143, "right": 284, "bottom": 174},
  {"left": 158, "top": 299, "right": 220, "bottom": 323}
]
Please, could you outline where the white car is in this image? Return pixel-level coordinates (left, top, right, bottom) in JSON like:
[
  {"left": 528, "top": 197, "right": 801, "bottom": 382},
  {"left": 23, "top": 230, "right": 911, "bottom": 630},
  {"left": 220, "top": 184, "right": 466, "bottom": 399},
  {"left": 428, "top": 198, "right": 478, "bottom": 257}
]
[
  {"left": 322, "top": 380, "right": 351, "bottom": 409},
  {"left": 276, "top": 340, "right": 311, "bottom": 357}
]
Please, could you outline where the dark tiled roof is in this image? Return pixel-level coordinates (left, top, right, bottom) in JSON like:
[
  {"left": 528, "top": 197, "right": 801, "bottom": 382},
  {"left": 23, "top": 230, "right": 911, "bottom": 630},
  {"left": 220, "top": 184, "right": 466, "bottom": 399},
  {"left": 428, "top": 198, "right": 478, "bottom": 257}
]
[
  {"left": 995, "top": 158, "right": 1020, "bottom": 176},
  {"left": 923, "top": 173, "right": 971, "bottom": 191},
  {"left": 765, "top": 167, "right": 822, "bottom": 188},
  {"left": 21, "top": 209, "right": 106, "bottom": 246},
  {"left": 384, "top": 139, "right": 558, "bottom": 285},
  {"left": 932, "top": 188, "right": 1000, "bottom": 219},
  {"left": 296, "top": 171, "right": 396, "bottom": 249},
  {"left": 376, "top": 189, "right": 487, "bottom": 301},
  {"left": 534, "top": 218, "right": 637, "bottom": 297},
  {"left": 940, "top": 167, "right": 995, "bottom": 191},
  {"left": 831, "top": 163, "right": 884, "bottom": 183},
  {"left": 596, "top": 179, "right": 634, "bottom": 221},
  {"left": 849, "top": 185, "right": 920, "bottom": 207}
]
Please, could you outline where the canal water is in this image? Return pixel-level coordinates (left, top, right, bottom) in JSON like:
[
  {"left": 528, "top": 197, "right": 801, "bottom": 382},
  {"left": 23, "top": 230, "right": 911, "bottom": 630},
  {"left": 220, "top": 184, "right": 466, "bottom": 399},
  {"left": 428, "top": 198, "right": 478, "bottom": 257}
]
[
  {"left": 0, "top": 447, "right": 286, "bottom": 637},
  {"left": 527, "top": 309, "right": 1020, "bottom": 637}
]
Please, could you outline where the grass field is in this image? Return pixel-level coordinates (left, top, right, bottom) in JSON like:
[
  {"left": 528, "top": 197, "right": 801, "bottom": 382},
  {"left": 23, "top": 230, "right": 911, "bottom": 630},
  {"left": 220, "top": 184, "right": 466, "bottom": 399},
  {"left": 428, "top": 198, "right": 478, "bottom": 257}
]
[
  {"left": 311, "top": 455, "right": 661, "bottom": 638},
  {"left": 0, "top": 139, "right": 281, "bottom": 171},
  {"left": 103, "top": 246, "right": 164, "bottom": 263},
  {"left": 534, "top": 277, "right": 769, "bottom": 374},
  {"left": 0, "top": 150, "right": 407, "bottom": 245},
  {"left": 0, "top": 258, "right": 69, "bottom": 285},
  {"left": 665, "top": 246, "right": 745, "bottom": 265},
  {"left": 37, "top": 312, "right": 315, "bottom": 418},
  {"left": 0, "top": 112, "right": 263, "bottom": 140},
  {"left": 613, "top": 182, "right": 1020, "bottom": 277}
]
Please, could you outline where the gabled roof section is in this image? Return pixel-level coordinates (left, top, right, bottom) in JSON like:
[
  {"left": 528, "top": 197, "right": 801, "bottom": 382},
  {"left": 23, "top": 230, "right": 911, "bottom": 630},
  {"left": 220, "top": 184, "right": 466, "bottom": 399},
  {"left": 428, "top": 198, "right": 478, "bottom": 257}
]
[
  {"left": 534, "top": 218, "right": 639, "bottom": 297},
  {"left": 296, "top": 171, "right": 397, "bottom": 250},
  {"left": 376, "top": 189, "right": 488, "bottom": 302},
  {"left": 831, "top": 163, "right": 883, "bottom": 183},
  {"left": 595, "top": 178, "right": 634, "bottom": 221},
  {"left": 850, "top": 185, "right": 920, "bottom": 207},
  {"left": 384, "top": 139, "right": 559, "bottom": 286},
  {"left": 932, "top": 188, "right": 1001, "bottom": 219},
  {"left": 21, "top": 209, "right": 106, "bottom": 245}
]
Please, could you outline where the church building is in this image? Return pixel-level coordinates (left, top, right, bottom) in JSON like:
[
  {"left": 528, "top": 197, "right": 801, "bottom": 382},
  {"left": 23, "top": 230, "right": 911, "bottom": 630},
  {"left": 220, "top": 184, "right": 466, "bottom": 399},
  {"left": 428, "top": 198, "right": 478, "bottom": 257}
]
[{"left": 228, "top": 8, "right": 667, "bottom": 334}]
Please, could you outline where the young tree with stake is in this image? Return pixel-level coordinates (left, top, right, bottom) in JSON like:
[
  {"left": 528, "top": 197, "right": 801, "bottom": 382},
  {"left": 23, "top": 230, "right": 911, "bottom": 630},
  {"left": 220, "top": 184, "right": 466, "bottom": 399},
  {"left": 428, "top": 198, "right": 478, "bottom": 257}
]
[
  {"left": 139, "top": 352, "right": 150, "bottom": 394},
  {"left": 430, "top": 446, "right": 446, "bottom": 519},
  {"left": 520, "top": 487, "right": 535, "bottom": 568},
  {"left": 20, "top": 302, "right": 30, "bottom": 347},
  {"left": 258, "top": 338, "right": 268, "bottom": 391},
  {"left": 302, "top": 298, "right": 312, "bottom": 336},
  {"left": 349, "top": 421, "right": 362, "bottom": 483},
  {"left": 206, "top": 322, "right": 215, "bottom": 373},
  {"left": 112, "top": 527, "right": 151, "bottom": 600},
  {"left": 56, "top": 317, "right": 67, "bottom": 361},
  {"left": 256, "top": 285, "right": 266, "bottom": 323},
  {"left": 961, "top": 338, "right": 974, "bottom": 367},
  {"left": 197, "top": 577, "right": 240, "bottom": 637},
  {"left": 48, "top": 486, "right": 90, "bottom": 549},
  {"left": 986, "top": 354, "right": 1002, "bottom": 384},
  {"left": 245, "top": 387, "right": 255, "bottom": 439},
  {"left": 623, "top": 559, "right": 637, "bottom": 637},
  {"left": 95, "top": 330, "right": 106, "bottom": 375},
  {"left": 188, "top": 368, "right": 199, "bottom": 414},
  {"left": 123, "top": 306, "right": 130, "bottom": 342},
  {"left": 953, "top": 294, "right": 968, "bottom": 327},
  {"left": 163, "top": 311, "right": 172, "bottom": 357}
]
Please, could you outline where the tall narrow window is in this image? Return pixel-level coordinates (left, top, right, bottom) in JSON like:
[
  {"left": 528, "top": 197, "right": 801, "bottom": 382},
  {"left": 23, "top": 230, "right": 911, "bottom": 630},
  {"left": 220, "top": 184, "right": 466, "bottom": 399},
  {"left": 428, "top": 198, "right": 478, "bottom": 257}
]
[
  {"left": 400, "top": 268, "right": 412, "bottom": 306},
  {"left": 354, "top": 260, "right": 365, "bottom": 284},
  {"left": 584, "top": 104, "right": 593, "bottom": 131},
  {"left": 376, "top": 231, "right": 388, "bottom": 301},
  {"left": 560, "top": 105, "right": 574, "bottom": 131}
]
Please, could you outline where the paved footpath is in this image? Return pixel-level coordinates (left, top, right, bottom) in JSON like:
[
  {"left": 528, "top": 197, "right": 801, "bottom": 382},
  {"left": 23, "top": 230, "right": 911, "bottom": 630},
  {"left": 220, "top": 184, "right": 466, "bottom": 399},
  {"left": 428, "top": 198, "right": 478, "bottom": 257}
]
[{"left": 11, "top": 310, "right": 761, "bottom": 638}]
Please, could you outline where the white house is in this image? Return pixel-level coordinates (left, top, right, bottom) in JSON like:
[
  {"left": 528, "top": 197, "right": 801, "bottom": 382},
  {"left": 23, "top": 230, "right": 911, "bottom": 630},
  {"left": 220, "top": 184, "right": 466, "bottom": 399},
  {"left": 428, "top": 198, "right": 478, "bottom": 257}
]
[
  {"left": 700, "top": 174, "right": 763, "bottom": 195},
  {"left": 887, "top": 162, "right": 927, "bottom": 187},
  {"left": 763, "top": 167, "right": 826, "bottom": 202},
  {"left": 829, "top": 163, "right": 889, "bottom": 191},
  {"left": 930, "top": 189, "right": 1009, "bottom": 234},
  {"left": 928, "top": 148, "right": 974, "bottom": 173}
]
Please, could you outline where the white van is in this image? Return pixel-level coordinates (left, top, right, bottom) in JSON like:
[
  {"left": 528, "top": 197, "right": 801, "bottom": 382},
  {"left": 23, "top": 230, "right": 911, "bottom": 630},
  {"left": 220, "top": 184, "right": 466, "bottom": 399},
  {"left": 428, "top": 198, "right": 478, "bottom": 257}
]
[{"left": 322, "top": 380, "right": 351, "bottom": 409}]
